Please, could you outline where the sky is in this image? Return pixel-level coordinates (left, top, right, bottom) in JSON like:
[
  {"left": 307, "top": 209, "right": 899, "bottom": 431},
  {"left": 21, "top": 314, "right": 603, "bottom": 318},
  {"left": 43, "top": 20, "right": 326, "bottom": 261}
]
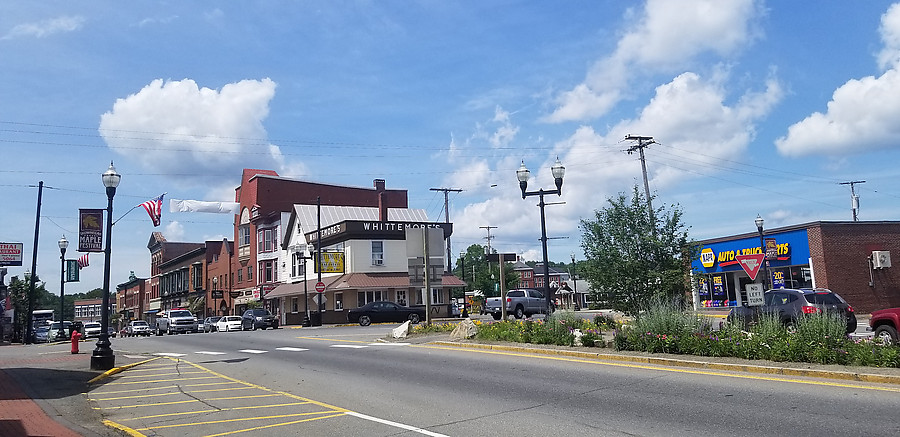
[{"left": 3, "top": 1, "right": 900, "bottom": 296}]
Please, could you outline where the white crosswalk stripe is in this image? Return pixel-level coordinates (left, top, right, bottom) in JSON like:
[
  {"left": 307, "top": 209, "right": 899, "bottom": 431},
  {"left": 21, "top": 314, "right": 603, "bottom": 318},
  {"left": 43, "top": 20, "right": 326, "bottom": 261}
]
[
  {"left": 238, "top": 349, "right": 268, "bottom": 354},
  {"left": 195, "top": 351, "right": 227, "bottom": 355},
  {"left": 330, "top": 344, "right": 368, "bottom": 349},
  {"left": 276, "top": 347, "right": 309, "bottom": 352}
]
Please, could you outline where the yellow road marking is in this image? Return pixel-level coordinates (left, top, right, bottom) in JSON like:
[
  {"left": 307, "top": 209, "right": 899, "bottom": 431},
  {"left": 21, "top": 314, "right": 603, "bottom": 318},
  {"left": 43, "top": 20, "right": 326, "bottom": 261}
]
[
  {"left": 123, "top": 402, "right": 314, "bottom": 421},
  {"left": 96, "top": 399, "right": 201, "bottom": 410},
  {"left": 202, "top": 413, "right": 347, "bottom": 437},
  {"left": 134, "top": 410, "right": 344, "bottom": 431},
  {"left": 417, "top": 344, "right": 900, "bottom": 393},
  {"left": 116, "top": 370, "right": 207, "bottom": 378},
  {"left": 102, "top": 419, "right": 146, "bottom": 437},
  {"left": 106, "top": 375, "right": 220, "bottom": 385}
]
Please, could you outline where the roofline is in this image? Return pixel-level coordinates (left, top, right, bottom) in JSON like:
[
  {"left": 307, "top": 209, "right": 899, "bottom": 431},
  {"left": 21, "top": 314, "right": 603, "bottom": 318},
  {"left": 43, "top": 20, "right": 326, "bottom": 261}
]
[{"left": 693, "top": 220, "right": 900, "bottom": 245}]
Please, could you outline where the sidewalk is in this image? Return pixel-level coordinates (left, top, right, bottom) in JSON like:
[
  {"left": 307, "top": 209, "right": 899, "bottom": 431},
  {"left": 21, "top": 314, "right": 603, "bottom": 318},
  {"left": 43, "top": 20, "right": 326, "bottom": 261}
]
[{"left": 0, "top": 340, "right": 146, "bottom": 437}]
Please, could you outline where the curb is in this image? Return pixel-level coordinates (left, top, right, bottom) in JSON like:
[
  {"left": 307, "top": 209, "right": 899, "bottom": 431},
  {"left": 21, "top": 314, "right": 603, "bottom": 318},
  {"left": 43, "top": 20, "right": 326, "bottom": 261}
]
[{"left": 429, "top": 341, "right": 900, "bottom": 386}]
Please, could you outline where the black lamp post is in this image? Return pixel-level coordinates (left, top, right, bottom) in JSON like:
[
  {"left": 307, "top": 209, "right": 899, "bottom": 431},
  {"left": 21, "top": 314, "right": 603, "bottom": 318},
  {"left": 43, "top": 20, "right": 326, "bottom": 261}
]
[
  {"left": 57, "top": 235, "right": 68, "bottom": 340},
  {"left": 755, "top": 214, "right": 770, "bottom": 290},
  {"left": 517, "top": 158, "right": 565, "bottom": 314},
  {"left": 92, "top": 162, "right": 119, "bottom": 370}
]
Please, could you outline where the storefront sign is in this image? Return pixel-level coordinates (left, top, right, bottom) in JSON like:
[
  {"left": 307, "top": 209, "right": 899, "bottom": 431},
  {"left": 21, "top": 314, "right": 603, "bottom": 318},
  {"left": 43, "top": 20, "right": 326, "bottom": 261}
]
[
  {"left": 692, "top": 229, "right": 810, "bottom": 274},
  {"left": 772, "top": 270, "right": 786, "bottom": 289},
  {"left": 700, "top": 248, "right": 715, "bottom": 268},
  {"left": 0, "top": 242, "right": 23, "bottom": 266}
]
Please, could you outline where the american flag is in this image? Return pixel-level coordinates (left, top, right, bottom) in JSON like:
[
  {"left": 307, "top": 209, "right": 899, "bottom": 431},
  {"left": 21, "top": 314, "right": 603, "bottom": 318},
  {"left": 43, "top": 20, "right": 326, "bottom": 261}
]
[
  {"left": 140, "top": 193, "right": 165, "bottom": 227},
  {"left": 77, "top": 253, "right": 89, "bottom": 269}
]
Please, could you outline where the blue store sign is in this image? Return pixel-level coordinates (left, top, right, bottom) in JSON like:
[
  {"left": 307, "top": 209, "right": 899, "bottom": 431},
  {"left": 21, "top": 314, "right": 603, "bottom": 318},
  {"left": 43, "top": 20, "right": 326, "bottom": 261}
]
[{"left": 692, "top": 228, "right": 810, "bottom": 274}]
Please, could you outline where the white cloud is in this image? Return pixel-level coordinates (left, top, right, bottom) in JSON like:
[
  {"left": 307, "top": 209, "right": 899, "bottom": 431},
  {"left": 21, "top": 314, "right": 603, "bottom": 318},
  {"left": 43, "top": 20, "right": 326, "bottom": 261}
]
[
  {"left": 545, "top": 0, "right": 761, "bottom": 122},
  {"left": 1, "top": 15, "right": 84, "bottom": 40},
  {"left": 164, "top": 221, "right": 185, "bottom": 241},
  {"left": 489, "top": 106, "right": 519, "bottom": 148},
  {"left": 776, "top": 4, "right": 900, "bottom": 157},
  {"left": 99, "top": 78, "right": 304, "bottom": 193}
]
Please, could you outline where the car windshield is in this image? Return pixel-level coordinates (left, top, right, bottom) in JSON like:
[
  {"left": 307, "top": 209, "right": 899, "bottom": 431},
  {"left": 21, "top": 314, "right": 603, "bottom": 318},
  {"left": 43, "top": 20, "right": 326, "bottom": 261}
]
[
  {"left": 169, "top": 310, "right": 192, "bottom": 317},
  {"left": 85, "top": 323, "right": 100, "bottom": 328},
  {"left": 132, "top": 321, "right": 148, "bottom": 326},
  {"left": 804, "top": 293, "right": 844, "bottom": 305}
]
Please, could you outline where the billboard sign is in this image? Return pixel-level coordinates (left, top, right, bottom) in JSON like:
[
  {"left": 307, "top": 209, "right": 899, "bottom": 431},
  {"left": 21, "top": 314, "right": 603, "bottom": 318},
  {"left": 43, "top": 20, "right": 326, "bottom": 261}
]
[{"left": 0, "top": 243, "right": 24, "bottom": 266}]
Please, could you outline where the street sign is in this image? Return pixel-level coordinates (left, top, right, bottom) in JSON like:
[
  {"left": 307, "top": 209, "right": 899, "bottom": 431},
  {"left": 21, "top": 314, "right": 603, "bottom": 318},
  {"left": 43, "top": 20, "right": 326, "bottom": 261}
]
[
  {"left": 735, "top": 253, "right": 766, "bottom": 280},
  {"left": 765, "top": 238, "right": 778, "bottom": 259},
  {"left": 315, "top": 281, "right": 325, "bottom": 293},
  {"left": 65, "top": 260, "right": 79, "bottom": 282},
  {"left": 486, "top": 253, "right": 517, "bottom": 262},
  {"left": 746, "top": 283, "right": 764, "bottom": 306}
]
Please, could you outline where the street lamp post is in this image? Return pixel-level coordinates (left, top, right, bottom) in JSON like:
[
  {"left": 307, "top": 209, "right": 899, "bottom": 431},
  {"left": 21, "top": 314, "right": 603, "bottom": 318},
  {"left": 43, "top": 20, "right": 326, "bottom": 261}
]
[
  {"left": 517, "top": 158, "right": 565, "bottom": 315},
  {"left": 92, "top": 162, "right": 119, "bottom": 370},
  {"left": 755, "top": 215, "right": 770, "bottom": 290},
  {"left": 58, "top": 235, "right": 68, "bottom": 340}
]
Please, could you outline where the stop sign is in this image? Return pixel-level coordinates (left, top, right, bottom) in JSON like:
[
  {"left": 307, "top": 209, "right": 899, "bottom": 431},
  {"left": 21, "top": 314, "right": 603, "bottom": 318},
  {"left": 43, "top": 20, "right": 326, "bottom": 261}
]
[{"left": 315, "top": 281, "right": 325, "bottom": 293}]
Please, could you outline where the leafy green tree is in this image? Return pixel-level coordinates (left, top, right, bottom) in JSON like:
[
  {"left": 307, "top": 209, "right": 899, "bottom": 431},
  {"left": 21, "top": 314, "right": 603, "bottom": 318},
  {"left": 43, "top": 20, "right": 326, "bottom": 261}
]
[{"left": 579, "top": 186, "right": 696, "bottom": 315}]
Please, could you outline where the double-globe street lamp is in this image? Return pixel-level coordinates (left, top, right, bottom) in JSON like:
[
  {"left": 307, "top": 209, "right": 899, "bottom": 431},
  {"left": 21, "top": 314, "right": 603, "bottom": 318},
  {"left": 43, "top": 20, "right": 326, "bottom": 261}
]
[
  {"left": 516, "top": 158, "right": 565, "bottom": 314},
  {"left": 58, "top": 235, "right": 68, "bottom": 340},
  {"left": 92, "top": 162, "right": 120, "bottom": 371},
  {"left": 755, "top": 214, "right": 770, "bottom": 290}
]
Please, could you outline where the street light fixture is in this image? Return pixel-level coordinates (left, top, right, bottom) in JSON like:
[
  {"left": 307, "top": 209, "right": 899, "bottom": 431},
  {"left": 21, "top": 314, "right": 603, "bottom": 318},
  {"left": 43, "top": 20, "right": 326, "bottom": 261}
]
[
  {"left": 92, "top": 162, "right": 119, "bottom": 371},
  {"left": 755, "top": 214, "right": 770, "bottom": 290},
  {"left": 57, "top": 235, "right": 68, "bottom": 340},
  {"left": 517, "top": 157, "right": 565, "bottom": 314}
]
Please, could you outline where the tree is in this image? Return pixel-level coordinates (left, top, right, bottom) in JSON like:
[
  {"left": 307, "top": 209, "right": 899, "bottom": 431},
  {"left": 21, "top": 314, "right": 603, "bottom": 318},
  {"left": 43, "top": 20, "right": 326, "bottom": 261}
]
[
  {"left": 579, "top": 186, "right": 696, "bottom": 315},
  {"left": 454, "top": 244, "right": 518, "bottom": 298}
]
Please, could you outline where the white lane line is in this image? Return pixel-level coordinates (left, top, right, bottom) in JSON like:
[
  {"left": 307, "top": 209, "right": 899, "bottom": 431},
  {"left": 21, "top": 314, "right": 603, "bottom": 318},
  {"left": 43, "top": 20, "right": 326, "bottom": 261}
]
[
  {"left": 238, "top": 349, "right": 268, "bottom": 354},
  {"left": 153, "top": 352, "right": 187, "bottom": 357},
  {"left": 330, "top": 345, "right": 368, "bottom": 349},
  {"left": 345, "top": 411, "right": 449, "bottom": 437},
  {"left": 195, "top": 351, "right": 227, "bottom": 355},
  {"left": 368, "top": 342, "right": 410, "bottom": 346},
  {"left": 275, "top": 347, "right": 309, "bottom": 352}
]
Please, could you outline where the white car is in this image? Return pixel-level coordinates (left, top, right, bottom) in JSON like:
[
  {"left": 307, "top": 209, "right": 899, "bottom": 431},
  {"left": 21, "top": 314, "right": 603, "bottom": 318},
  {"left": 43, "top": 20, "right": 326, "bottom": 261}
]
[
  {"left": 215, "top": 316, "right": 243, "bottom": 332},
  {"left": 126, "top": 320, "right": 152, "bottom": 336},
  {"left": 83, "top": 322, "right": 102, "bottom": 338}
]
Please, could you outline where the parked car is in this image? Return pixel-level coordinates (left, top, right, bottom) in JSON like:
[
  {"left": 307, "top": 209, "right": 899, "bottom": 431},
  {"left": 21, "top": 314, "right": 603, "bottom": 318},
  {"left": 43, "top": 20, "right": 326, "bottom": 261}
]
[
  {"left": 347, "top": 301, "right": 426, "bottom": 326},
  {"left": 483, "top": 288, "right": 550, "bottom": 320},
  {"left": 201, "top": 316, "right": 222, "bottom": 333},
  {"left": 83, "top": 322, "right": 102, "bottom": 338},
  {"left": 34, "top": 326, "right": 52, "bottom": 343},
  {"left": 155, "top": 309, "right": 199, "bottom": 335},
  {"left": 869, "top": 307, "right": 900, "bottom": 345},
  {"left": 241, "top": 309, "right": 278, "bottom": 330},
  {"left": 728, "top": 288, "right": 857, "bottom": 334},
  {"left": 126, "top": 320, "right": 152, "bottom": 337},
  {"left": 48, "top": 321, "right": 73, "bottom": 340},
  {"left": 215, "top": 316, "right": 243, "bottom": 332}
]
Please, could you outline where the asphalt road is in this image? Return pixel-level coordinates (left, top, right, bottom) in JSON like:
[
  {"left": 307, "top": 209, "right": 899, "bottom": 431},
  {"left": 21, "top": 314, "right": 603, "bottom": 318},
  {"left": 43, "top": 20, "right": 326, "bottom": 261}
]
[{"left": 87, "top": 324, "right": 900, "bottom": 437}]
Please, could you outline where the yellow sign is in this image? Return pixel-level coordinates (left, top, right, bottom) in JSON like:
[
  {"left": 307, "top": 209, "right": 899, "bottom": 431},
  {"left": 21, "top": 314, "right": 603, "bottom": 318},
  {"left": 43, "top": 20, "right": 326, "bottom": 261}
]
[
  {"left": 700, "top": 248, "right": 715, "bottom": 268},
  {"left": 319, "top": 252, "right": 345, "bottom": 273}
]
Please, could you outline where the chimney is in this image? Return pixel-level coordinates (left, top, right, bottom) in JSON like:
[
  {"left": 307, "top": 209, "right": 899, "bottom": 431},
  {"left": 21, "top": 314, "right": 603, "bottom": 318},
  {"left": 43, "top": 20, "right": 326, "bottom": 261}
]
[{"left": 375, "top": 179, "right": 388, "bottom": 221}]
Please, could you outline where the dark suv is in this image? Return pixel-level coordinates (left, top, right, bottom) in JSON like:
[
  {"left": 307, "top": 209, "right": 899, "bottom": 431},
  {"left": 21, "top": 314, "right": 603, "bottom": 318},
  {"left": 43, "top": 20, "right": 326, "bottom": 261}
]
[
  {"left": 241, "top": 308, "right": 279, "bottom": 330},
  {"left": 728, "top": 288, "right": 857, "bottom": 334}
]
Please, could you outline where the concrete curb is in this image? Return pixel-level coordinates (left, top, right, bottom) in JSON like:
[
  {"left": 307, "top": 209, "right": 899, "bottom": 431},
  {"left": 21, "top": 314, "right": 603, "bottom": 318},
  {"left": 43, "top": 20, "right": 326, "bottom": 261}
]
[
  {"left": 87, "top": 356, "right": 162, "bottom": 384},
  {"left": 429, "top": 341, "right": 900, "bottom": 386}
]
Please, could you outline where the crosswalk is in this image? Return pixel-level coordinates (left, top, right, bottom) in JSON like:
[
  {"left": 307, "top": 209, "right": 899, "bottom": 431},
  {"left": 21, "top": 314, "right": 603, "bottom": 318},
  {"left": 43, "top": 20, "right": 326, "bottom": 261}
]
[{"left": 153, "top": 342, "right": 410, "bottom": 357}]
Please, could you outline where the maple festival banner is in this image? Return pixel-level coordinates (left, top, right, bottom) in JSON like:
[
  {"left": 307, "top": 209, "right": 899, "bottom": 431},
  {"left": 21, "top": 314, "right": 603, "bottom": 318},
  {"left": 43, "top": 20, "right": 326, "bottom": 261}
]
[{"left": 79, "top": 209, "right": 104, "bottom": 252}]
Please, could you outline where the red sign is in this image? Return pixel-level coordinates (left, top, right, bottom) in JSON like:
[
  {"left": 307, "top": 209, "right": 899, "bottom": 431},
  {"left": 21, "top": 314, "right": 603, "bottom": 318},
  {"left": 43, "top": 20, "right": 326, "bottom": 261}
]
[
  {"left": 315, "top": 281, "right": 325, "bottom": 293},
  {"left": 735, "top": 253, "right": 766, "bottom": 280}
]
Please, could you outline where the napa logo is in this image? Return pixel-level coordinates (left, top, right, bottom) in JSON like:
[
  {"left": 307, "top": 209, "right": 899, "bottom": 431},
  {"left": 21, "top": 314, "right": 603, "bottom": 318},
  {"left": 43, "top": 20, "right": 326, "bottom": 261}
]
[{"left": 700, "top": 248, "right": 715, "bottom": 268}]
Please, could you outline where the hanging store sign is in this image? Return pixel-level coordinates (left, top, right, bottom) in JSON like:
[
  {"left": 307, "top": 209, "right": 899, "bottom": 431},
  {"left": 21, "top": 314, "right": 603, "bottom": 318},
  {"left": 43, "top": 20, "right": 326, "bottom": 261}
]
[{"left": 0, "top": 242, "right": 23, "bottom": 266}]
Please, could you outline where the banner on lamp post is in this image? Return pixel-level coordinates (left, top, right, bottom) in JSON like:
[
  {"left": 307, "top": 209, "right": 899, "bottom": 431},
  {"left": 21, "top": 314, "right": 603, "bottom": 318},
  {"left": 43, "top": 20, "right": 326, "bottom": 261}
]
[
  {"left": 78, "top": 209, "right": 104, "bottom": 252},
  {"left": 65, "top": 260, "right": 79, "bottom": 282}
]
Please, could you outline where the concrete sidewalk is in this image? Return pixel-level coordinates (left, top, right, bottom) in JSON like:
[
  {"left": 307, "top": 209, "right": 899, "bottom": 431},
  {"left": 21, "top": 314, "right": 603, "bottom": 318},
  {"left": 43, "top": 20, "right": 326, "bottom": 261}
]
[{"left": 0, "top": 340, "right": 148, "bottom": 436}]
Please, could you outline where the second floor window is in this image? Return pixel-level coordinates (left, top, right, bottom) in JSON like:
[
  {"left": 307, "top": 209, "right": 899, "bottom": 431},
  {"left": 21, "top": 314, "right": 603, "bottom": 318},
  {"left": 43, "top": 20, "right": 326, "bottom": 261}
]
[
  {"left": 238, "top": 225, "right": 251, "bottom": 247},
  {"left": 257, "top": 228, "right": 276, "bottom": 253},
  {"left": 371, "top": 241, "right": 384, "bottom": 266}
]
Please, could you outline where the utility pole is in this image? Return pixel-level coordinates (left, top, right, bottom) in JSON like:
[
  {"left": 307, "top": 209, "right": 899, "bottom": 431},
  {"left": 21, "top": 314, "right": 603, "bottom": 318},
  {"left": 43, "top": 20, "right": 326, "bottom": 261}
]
[
  {"left": 839, "top": 180, "right": 866, "bottom": 221},
  {"left": 479, "top": 225, "right": 497, "bottom": 254},
  {"left": 430, "top": 187, "right": 463, "bottom": 272},
  {"left": 624, "top": 135, "right": 656, "bottom": 224}
]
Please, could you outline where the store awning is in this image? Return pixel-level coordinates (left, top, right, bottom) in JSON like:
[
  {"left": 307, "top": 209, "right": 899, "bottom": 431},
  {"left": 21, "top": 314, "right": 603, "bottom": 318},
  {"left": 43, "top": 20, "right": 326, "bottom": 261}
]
[{"left": 265, "top": 273, "right": 466, "bottom": 299}]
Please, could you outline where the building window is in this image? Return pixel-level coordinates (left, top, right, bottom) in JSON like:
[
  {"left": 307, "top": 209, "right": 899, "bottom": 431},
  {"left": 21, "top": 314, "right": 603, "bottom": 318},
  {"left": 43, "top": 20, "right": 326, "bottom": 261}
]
[
  {"left": 396, "top": 290, "right": 407, "bottom": 306},
  {"left": 416, "top": 288, "right": 444, "bottom": 305},
  {"left": 334, "top": 292, "right": 343, "bottom": 311},
  {"left": 238, "top": 225, "right": 251, "bottom": 247},
  {"left": 257, "top": 229, "right": 265, "bottom": 252},
  {"left": 247, "top": 266, "right": 252, "bottom": 280},
  {"left": 213, "top": 253, "right": 219, "bottom": 263},
  {"left": 291, "top": 297, "right": 299, "bottom": 313},
  {"left": 357, "top": 290, "right": 384, "bottom": 306},
  {"left": 237, "top": 268, "right": 243, "bottom": 283},
  {"left": 371, "top": 241, "right": 384, "bottom": 266}
]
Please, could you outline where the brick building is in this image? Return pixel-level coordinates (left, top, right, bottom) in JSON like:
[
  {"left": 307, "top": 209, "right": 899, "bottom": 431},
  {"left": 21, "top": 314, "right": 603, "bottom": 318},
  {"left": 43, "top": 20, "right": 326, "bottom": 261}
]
[
  {"left": 116, "top": 272, "right": 147, "bottom": 327},
  {"left": 692, "top": 221, "right": 900, "bottom": 314}
]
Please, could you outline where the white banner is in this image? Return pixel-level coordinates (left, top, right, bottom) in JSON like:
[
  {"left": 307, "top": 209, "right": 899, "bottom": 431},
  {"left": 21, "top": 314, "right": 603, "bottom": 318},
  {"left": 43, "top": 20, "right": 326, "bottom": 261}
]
[{"left": 170, "top": 199, "right": 239, "bottom": 214}]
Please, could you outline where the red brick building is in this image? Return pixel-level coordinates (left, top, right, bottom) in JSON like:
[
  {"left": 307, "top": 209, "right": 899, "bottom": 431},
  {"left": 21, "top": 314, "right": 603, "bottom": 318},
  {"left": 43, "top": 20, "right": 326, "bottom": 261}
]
[
  {"left": 116, "top": 272, "right": 147, "bottom": 328},
  {"left": 692, "top": 221, "right": 900, "bottom": 314}
]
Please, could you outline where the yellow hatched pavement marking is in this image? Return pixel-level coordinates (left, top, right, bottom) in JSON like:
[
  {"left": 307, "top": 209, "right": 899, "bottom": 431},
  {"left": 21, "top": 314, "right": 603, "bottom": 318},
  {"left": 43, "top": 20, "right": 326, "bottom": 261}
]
[
  {"left": 124, "top": 402, "right": 315, "bottom": 421},
  {"left": 133, "top": 410, "right": 345, "bottom": 432},
  {"left": 203, "top": 413, "right": 347, "bottom": 437}
]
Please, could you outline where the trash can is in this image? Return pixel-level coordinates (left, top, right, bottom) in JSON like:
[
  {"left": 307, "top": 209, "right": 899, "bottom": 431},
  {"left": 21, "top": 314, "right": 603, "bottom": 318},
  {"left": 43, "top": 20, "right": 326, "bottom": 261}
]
[{"left": 310, "top": 311, "right": 322, "bottom": 327}]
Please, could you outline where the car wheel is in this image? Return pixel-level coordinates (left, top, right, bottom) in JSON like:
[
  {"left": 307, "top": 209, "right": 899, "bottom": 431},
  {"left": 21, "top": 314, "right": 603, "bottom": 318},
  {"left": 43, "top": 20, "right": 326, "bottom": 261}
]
[
  {"left": 273, "top": 321, "right": 279, "bottom": 329},
  {"left": 359, "top": 315, "right": 372, "bottom": 326},
  {"left": 514, "top": 306, "right": 524, "bottom": 319},
  {"left": 491, "top": 313, "right": 501, "bottom": 320},
  {"left": 156, "top": 326, "right": 162, "bottom": 336},
  {"left": 874, "top": 325, "right": 898, "bottom": 345},
  {"left": 409, "top": 313, "right": 421, "bottom": 324}
]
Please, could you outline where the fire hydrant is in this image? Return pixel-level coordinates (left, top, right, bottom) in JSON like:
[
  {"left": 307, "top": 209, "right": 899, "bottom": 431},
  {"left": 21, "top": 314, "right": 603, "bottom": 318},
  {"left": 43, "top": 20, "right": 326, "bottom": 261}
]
[{"left": 70, "top": 329, "right": 82, "bottom": 354}]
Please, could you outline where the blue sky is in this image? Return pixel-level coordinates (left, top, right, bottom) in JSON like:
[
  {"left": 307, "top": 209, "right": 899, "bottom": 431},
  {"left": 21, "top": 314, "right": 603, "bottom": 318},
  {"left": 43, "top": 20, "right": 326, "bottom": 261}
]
[{"left": 3, "top": 1, "right": 900, "bottom": 296}]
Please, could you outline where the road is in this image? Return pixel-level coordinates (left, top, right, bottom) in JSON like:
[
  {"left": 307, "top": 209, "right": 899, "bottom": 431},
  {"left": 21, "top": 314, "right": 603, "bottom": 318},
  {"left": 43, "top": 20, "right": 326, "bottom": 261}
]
[{"left": 91, "top": 325, "right": 900, "bottom": 436}]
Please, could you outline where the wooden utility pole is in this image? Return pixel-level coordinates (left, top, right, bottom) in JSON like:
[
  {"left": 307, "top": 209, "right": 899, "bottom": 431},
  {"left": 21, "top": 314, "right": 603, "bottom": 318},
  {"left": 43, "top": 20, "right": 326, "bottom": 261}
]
[{"left": 430, "top": 187, "right": 462, "bottom": 272}]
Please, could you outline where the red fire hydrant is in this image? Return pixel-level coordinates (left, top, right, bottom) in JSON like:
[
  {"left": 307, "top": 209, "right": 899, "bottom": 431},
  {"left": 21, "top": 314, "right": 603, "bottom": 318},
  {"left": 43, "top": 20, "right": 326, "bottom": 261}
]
[{"left": 70, "top": 329, "right": 82, "bottom": 354}]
